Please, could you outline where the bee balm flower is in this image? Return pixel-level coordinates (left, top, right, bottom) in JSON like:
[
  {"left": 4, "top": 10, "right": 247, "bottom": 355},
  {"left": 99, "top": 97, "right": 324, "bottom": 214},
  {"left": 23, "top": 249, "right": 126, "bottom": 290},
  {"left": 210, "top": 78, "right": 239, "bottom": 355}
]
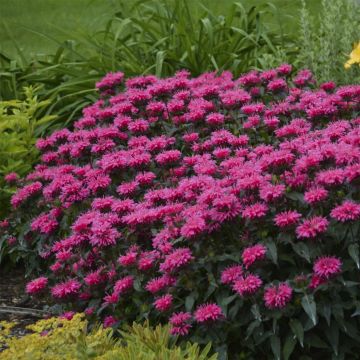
[
  {"left": 194, "top": 303, "right": 224, "bottom": 323},
  {"left": 264, "top": 283, "right": 292, "bottom": 309}
]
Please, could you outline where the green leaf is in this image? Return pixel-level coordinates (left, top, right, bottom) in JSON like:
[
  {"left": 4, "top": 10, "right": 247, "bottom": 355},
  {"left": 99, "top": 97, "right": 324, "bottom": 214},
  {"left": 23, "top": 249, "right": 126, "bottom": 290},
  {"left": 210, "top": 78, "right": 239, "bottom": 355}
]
[
  {"left": 283, "top": 335, "right": 297, "bottom": 360},
  {"left": 348, "top": 243, "right": 360, "bottom": 269},
  {"left": 155, "top": 50, "right": 165, "bottom": 78},
  {"left": 289, "top": 318, "right": 304, "bottom": 347},
  {"left": 251, "top": 303, "right": 262, "bottom": 321},
  {"left": 286, "top": 191, "right": 304, "bottom": 203},
  {"left": 301, "top": 294, "right": 317, "bottom": 325},
  {"left": 292, "top": 242, "right": 311, "bottom": 263},
  {"left": 266, "top": 240, "right": 278, "bottom": 265},
  {"left": 185, "top": 293, "right": 196, "bottom": 312},
  {"left": 246, "top": 320, "right": 261, "bottom": 339},
  {"left": 320, "top": 303, "right": 331, "bottom": 326},
  {"left": 325, "top": 323, "right": 339, "bottom": 355},
  {"left": 270, "top": 335, "right": 281, "bottom": 360}
]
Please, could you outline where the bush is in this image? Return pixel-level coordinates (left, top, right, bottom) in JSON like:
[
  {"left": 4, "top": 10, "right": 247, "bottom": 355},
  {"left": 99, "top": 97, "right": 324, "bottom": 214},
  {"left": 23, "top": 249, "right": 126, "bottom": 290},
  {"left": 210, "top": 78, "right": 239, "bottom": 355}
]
[
  {"left": 6, "top": 67, "right": 360, "bottom": 359},
  {"left": 0, "top": 86, "right": 56, "bottom": 219},
  {"left": 0, "top": 313, "right": 217, "bottom": 359},
  {"left": 0, "top": 0, "right": 297, "bottom": 128}
]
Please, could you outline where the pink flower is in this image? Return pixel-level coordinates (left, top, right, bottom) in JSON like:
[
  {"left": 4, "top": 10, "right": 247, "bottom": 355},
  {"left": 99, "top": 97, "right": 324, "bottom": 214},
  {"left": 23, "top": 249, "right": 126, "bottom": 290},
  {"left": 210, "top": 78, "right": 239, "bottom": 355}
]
[
  {"left": 11, "top": 181, "right": 42, "bottom": 208},
  {"left": 194, "top": 303, "right": 224, "bottom": 323},
  {"left": 170, "top": 311, "right": 192, "bottom": 326},
  {"left": 160, "top": 248, "right": 193, "bottom": 273},
  {"left": 154, "top": 294, "right": 173, "bottom": 312},
  {"left": 155, "top": 150, "right": 181, "bottom": 165},
  {"left": 309, "top": 274, "right": 327, "bottom": 290},
  {"left": 330, "top": 201, "right": 360, "bottom": 222},
  {"left": 313, "top": 256, "right": 342, "bottom": 279},
  {"left": 7, "top": 236, "right": 16, "bottom": 246},
  {"left": 84, "top": 270, "right": 105, "bottom": 286},
  {"left": 304, "top": 187, "right": 328, "bottom": 204},
  {"left": 221, "top": 265, "right": 243, "bottom": 284},
  {"left": 277, "top": 64, "right": 292, "bottom": 75},
  {"left": 118, "top": 251, "right": 137, "bottom": 267},
  {"left": 242, "top": 203, "right": 268, "bottom": 220},
  {"left": 274, "top": 211, "right": 301, "bottom": 228},
  {"left": 145, "top": 275, "right": 176, "bottom": 294},
  {"left": 26, "top": 277, "right": 48, "bottom": 295},
  {"left": 264, "top": 283, "right": 292, "bottom": 309},
  {"left": 321, "top": 81, "right": 336, "bottom": 92},
  {"left": 114, "top": 275, "right": 134, "bottom": 295},
  {"left": 96, "top": 72, "right": 124, "bottom": 90},
  {"left": 170, "top": 323, "right": 192, "bottom": 336},
  {"left": 60, "top": 311, "right": 75, "bottom": 320},
  {"left": 296, "top": 216, "right": 329, "bottom": 239},
  {"left": 103, "top": 316, "right": 118, "bottom": 328},
  {"left": 316, "top": 168, "right": 345, "bottom": 186},
  {"left": 232, "top": 274, "right": 263, "bottom": 296},
  {"left": 103, "top": 292, "right": 119, "bottom": 305},
  {"left": 180, "top": 216, "right": 206, "bottom": 239},
  {"left": 206, "top": 113, "right": 225, "bottom": 126},
  {"left": 51, "top": 279, "right": 81, "bottom": 299},
  {"left": 267, "top": 78, "right": 287, "bottom": 92},
  {"left": 4, "top": 172, "right": 19, "bottom": 183},
  {"left": 242, "top": 244, "right": 267, "bottom": 268},
  {"left": 31, "top": 212, "right": 59, "bottom": 235},
  {"left": 169, "top": 311, "right": 192, "bottom": 336},
  {"left": 0, "top": 219, "right": 9, "bottom": 228},
  {"left": 259, "top": 184, "right": 285, "bottom": 202},
  {"left": 84, "top": 307, "right": 95, "bottom": 316}
]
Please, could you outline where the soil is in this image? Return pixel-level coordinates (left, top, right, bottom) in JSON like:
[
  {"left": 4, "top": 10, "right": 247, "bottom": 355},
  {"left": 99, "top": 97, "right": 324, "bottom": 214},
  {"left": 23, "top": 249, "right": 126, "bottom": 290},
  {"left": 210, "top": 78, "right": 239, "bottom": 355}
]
[{"left": 0, "top": 265, "right": 45, "bottom": 338}]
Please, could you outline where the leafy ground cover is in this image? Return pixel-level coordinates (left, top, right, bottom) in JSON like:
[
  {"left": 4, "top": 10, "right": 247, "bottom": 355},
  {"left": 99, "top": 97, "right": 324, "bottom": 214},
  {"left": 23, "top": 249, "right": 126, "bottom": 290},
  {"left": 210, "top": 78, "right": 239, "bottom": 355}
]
[{"left": 0, "top": 313, "right": 217, "bottom": 359}]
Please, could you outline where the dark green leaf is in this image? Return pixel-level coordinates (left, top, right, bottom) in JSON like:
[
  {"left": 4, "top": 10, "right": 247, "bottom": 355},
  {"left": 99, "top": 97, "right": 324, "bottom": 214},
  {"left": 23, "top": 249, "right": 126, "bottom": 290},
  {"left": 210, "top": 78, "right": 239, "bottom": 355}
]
[
  {"left": 292, "top": 242, "right": 311, "bottom": 263},
  {"left": 266, "top": 240, "right": 278, "bottom": 265},
  {"left": 283, "top": 335, "right": 297, "bottom": 360},
  {"left": 289, "top": 318, "right": 304, "bottom": 347},
  {"left": 301, "top": 294, "right": 317, "bottom": 325},
  {"left": 185, "top": 293, "right": 196, "bottom": 312},
  {"left": 270, "top": 335, "right": 281, "bottom": 360},
  {"left": 348, "top": 243, "right": 360, "bottom": 269}
]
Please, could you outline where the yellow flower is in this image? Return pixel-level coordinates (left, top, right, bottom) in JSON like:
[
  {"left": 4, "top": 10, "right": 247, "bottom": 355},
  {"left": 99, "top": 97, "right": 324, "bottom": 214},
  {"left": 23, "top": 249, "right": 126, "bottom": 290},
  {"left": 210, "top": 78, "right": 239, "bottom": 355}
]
[{"left": 344, "top": 42, "right": 360, "bottom": 69}]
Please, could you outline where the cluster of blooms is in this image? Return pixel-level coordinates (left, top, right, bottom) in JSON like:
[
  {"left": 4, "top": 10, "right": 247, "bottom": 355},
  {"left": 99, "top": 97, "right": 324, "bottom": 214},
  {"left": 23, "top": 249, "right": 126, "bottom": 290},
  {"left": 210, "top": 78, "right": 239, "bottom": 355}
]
[{"left": 8, "top": 65, "right": 360, "bottom": 334}]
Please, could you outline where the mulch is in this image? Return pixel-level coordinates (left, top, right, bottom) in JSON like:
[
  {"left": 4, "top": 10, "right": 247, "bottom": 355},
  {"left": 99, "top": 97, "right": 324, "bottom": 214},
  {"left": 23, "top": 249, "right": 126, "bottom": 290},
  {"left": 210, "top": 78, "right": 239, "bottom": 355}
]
[{"left": 0, "top": 265, "right": 46, "bottom": 338}]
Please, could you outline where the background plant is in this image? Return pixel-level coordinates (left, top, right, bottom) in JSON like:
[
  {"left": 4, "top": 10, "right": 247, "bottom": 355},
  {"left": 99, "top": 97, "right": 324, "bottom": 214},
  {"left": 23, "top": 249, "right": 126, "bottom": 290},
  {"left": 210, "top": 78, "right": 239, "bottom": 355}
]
[
  {"left": 0, "top": 86, "right": 56, "bottom": 218},
  {"left": 299, "top": 0, "right": 360, "bottom": 84},
  {"left": 0, "top": 0, "right": 297, "bottom": 129},
  {"left": 0, "top": 314, "right": 217, "bottom": 359}
]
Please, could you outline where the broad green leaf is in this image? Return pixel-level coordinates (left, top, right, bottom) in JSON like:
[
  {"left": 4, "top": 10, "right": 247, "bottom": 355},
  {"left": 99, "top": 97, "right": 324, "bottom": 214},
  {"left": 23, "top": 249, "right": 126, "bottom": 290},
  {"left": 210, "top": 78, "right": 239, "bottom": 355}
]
[
  {"left": 301, "top": 294, "right": 317, "bottom": 325},
  {"left": 348, "top": 243, "right": 360, "bottom": 269},
  {"left": 270, "top": 335, "right": 281, "bottom": 360},
  {"left": 289, "top": 318, "right": 304, "bottom": 347},
  {"left": 266, "top": 240, "right": 278, "bottom": 265},
  {"left": 324, "top": 323, "right": 339, "bottom": 355},
  {"left": 283, "top": 335, "right": 297, "bottom": 360},
  {"left": 292, "top": 242, "right": 311, "bottom": 263},
  {"left": 185, "top": 293, "right": 196, "bottom": 312}
]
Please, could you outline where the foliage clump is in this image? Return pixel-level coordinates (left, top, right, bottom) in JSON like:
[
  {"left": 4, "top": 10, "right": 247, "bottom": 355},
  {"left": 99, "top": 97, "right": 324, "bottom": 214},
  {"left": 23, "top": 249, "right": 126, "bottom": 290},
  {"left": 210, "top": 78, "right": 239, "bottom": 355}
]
[
  {"left": 0, "top": 313, "right": 216, "bottom": 360},
  {"left": 0, "top": 85, "right": 55, "bottom": 220},
  {"left": 3, "top": 66, "right": 360, "bottom": 359}
]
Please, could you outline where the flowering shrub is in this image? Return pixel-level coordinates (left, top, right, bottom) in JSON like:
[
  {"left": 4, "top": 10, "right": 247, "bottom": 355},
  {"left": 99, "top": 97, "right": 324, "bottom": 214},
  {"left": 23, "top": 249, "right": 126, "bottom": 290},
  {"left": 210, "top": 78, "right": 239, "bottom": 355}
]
[{"left": 4, "top": 66, "right": 360, "bottom": 358}]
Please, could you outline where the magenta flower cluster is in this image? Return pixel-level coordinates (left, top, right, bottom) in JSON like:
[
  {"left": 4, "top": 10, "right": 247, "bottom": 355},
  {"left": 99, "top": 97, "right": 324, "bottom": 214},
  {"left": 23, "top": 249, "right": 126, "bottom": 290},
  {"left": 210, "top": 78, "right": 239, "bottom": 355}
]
[{"left": 7, "top": 65, "right": 360, "bottom": 336}]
